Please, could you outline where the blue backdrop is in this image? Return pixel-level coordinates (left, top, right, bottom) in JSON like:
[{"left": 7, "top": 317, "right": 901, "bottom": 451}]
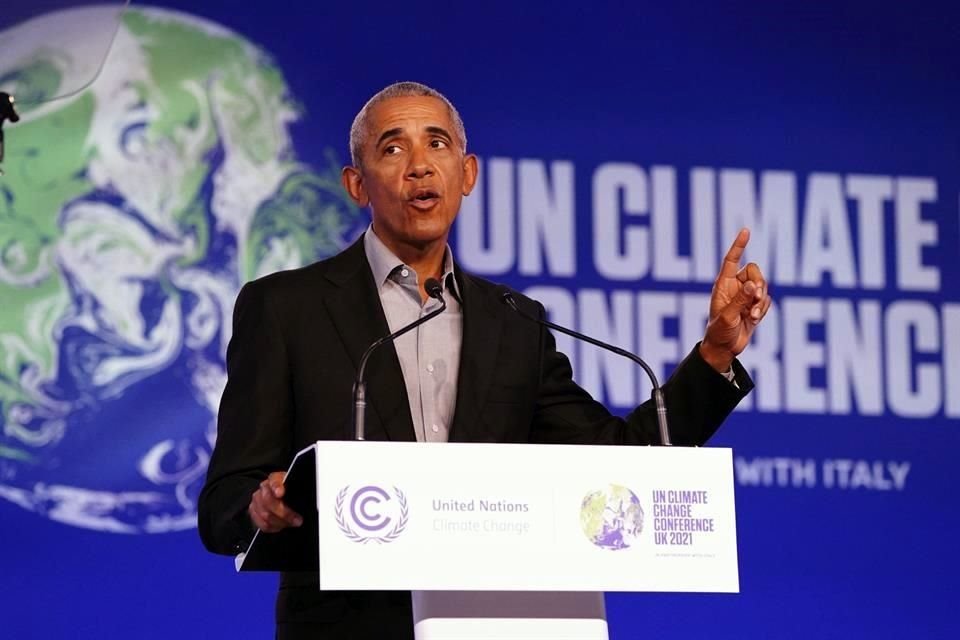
[{"left": 0, "top": 1, "right": 957, "bottom": 638}]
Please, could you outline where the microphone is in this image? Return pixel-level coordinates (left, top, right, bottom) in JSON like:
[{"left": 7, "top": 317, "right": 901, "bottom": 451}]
[
  {"left": 353, "top": 277, "right": 446, "bottom": 440},
  {"left": 0, "top": 93, "right": 20, "bottom": 124},
  {"left": 0, "top": 92, "right": 19, "bottom": 174},
  {"left": 496, "top": 286, "right": 672, "bottom": 446}
]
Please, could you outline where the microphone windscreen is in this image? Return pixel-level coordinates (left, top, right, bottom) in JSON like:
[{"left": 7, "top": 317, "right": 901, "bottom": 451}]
[
  {"left": 424, "top": 277, "right": 443, "bottom": 300},
  {"left": 1, "top": 93, "right": 18, "bottom": 122},
  {"left": 494, "top": 285, "right": 518, "bottom": 310}
]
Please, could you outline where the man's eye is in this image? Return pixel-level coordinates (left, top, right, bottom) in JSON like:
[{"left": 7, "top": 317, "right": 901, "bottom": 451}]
[
  {"left": 384, "top": 145, "right": 401, "bottom": 155},
  {"left": 430, "top": 139, "right": 448, "bottom": 149}
]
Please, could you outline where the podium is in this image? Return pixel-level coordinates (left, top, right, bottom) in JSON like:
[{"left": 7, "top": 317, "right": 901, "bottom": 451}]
[{"left": 237, "top": 441, "right": 739, "bottom": 639}]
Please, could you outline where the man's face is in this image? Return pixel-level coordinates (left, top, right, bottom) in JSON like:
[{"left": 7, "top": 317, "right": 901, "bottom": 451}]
[{"left": 342, "top": 96, "right": 477, "bottom": 255}]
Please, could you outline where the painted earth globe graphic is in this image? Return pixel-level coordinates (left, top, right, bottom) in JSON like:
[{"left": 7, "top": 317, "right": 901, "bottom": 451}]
[
  {"left": 0, "top": 7, "right": 361, "bottom": 532},
  {"left": 580, "top": 484, "right": 645, "bottom": 550}
]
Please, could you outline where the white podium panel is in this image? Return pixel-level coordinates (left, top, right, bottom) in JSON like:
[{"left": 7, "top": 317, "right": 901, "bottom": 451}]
[
  {"left": 414, "top": 617, "right": 609, "bottom": 640},
  {"left": 412, "top": 591, "right": 608, "bottom": 640},
  {"left": 314, "top": 441, "right": 739, "bottom": 593}
]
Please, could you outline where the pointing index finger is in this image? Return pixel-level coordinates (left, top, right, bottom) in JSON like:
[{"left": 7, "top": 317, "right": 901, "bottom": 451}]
[{"left": 720, "top": 228, "right": 751, "bottom": 279}]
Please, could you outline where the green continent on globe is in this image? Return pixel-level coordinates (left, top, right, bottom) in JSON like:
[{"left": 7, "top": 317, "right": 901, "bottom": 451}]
[
  {"left": 580, "top": 490, "right": 609, "bottom": 541},
  {"left": 0, "top": 7, "right": 361, "bottom": 533}
]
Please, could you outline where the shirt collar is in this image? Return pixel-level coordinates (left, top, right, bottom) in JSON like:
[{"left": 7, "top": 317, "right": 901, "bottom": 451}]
[{"left": 363, "top": 224, "right": 459, "bottom": 296}]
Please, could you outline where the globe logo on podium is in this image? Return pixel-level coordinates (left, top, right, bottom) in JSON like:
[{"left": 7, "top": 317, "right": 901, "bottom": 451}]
[{"left": 580, "top": 484, "right": 645, "bottom": 550}]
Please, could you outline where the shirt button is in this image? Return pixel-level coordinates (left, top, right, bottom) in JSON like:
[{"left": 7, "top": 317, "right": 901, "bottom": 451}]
[
  {"left": 400, "top": 268, "right": 409, "bottom": 277},
  {"left": 431, "top": 424, "right": 440, "bottom": 433},
  {"left": 426, "top": 364, "right": 435, "bottom": 373}
]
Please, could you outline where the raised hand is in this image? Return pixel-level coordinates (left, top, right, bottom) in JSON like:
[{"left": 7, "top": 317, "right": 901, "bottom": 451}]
[{"left": 700, "top": 228, "right": 771, "bottom": 373}]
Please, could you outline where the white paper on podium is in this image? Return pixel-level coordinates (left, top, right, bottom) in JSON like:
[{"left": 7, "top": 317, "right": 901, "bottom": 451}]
[{"left": 315, "top": 442, "right": 739, "bottom": 593}]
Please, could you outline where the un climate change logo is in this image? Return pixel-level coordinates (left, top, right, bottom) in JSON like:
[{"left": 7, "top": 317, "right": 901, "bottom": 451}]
[
  {"left": 335, "top": 485, "right": 409, "bottom": 544},
  {"left": 580, "top": 484, "right": 645, "bottom": 550}
]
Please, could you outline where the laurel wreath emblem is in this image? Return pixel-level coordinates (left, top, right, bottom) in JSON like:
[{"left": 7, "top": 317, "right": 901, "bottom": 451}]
[{"left": 334, "top": 486, "right": 409, "bottom": 544}]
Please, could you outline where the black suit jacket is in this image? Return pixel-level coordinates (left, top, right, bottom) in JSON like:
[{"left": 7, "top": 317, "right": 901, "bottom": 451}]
[{"left": 198, "top": 235, "right": 753, "bottom": 637}]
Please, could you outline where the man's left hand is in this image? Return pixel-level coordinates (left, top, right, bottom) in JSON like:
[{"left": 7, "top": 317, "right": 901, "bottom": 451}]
[{"left": 701, "top": 228, "right": 771, "bottom": 373}]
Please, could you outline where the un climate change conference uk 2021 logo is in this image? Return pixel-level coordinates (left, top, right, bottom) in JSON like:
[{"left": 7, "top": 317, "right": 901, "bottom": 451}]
[
  {"left": 335, "top": 485, "right": 409, "bottom": 544},
  {"left": 580, "top": 484, "right": 645, "bottom": 550}
]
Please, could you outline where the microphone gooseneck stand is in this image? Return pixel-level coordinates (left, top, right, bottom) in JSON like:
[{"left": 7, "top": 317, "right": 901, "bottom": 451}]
[
  {"left": 497, "top": 286, "right": 673, "bottom": 446},
  {"left": 353, "top": 277, "right": 446, "bottom": 441}
]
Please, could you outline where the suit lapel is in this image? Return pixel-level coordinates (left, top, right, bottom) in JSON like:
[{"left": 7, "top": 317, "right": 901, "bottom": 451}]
[
  {"left": 449, "top": 269, "right": 503, "bottom": 442},
  {"left": 322, "top": 236, "right": 416, "bottom": 442}
]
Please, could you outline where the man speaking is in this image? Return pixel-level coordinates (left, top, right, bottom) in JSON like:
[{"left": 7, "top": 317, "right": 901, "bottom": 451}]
[{"left": 198, "top": 81, "right": 771, "bottom": 639}]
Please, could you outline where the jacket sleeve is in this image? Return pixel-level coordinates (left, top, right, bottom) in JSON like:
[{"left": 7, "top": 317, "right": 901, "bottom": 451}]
[
  {"left": 529, "top": 302, "right": 753, "bottom": 446},
  {"left": 197, "top": 280, "right": 295, "bottom": 555}
]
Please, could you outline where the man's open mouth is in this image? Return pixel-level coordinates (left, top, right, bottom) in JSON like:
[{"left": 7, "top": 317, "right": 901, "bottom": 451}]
[{"left": 409, "top": 189, "right": 440, "bottom": 209}]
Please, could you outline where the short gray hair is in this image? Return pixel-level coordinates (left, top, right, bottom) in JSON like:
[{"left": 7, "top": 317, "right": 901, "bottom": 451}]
[{"left": 349, "top": 81, "right": 467, "bottom": 166}]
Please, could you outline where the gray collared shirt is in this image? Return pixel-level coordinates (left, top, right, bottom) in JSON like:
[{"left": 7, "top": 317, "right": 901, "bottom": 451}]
[{"left": 364, "top": 226, "right": 462, "bottom": 442}]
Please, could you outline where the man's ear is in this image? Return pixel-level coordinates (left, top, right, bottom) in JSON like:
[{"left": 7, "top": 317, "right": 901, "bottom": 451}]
[
  {"left": 341, "top": 165, "right": 369, "bottom": 207},
  {"left": 461, "top": 153, "right": 479, "bottom": 196}
]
